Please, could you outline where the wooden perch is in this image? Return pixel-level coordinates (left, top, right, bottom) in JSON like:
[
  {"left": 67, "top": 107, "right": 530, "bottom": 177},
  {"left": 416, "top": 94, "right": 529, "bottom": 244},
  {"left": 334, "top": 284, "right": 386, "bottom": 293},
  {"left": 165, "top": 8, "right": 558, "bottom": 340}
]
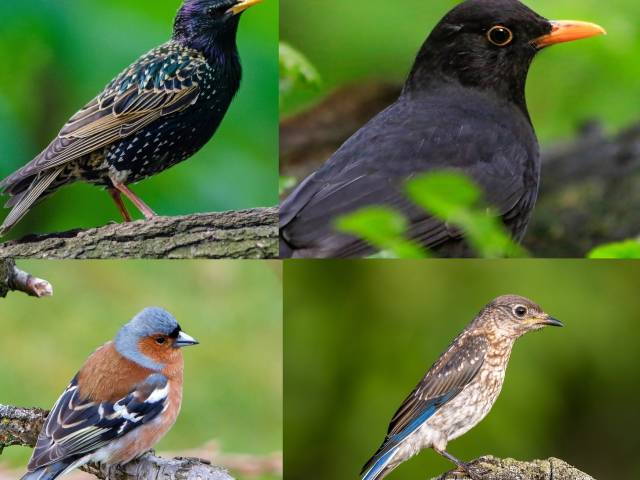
[
  {"left": 0, "top": 259, "right": 53, "bottom": 298},
  {"left": 0, "top": 208, "right": 278, "bottom": 259},
  {"left": 0, "top": 404, "right": 234, "bottom": 480},
  {"left": 281, "top": 82, "right": 640, "bottom": 257},
  {"left": 434, "top": 455, "right": 595, "bottom": 480}
]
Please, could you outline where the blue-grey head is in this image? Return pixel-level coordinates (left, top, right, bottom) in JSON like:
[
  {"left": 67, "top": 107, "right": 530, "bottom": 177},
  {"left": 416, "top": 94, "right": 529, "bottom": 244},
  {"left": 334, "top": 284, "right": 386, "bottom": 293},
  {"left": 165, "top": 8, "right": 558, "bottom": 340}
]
[
  {"left": 173, "top": 0, "right": 263, "bottom": 50},
  {"left": 115, "top": 307, "right": 199, "bottom": 371}
]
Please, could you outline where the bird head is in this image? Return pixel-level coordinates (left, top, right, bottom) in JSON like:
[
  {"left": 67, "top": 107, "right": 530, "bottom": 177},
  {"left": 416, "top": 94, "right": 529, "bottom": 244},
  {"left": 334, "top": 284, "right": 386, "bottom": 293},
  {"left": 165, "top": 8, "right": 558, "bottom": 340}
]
[
  {"left": 479, "top": 294, "right": 563, "bottom": 340},
  {"left": 405, "top": 0, "right": 605, "bottom": 109},
  {"left": 173, "top": 0, "right": 263, "bottom": 50},
  {"left": 115, "top": 307, "right": 199, "bottom": 371}
]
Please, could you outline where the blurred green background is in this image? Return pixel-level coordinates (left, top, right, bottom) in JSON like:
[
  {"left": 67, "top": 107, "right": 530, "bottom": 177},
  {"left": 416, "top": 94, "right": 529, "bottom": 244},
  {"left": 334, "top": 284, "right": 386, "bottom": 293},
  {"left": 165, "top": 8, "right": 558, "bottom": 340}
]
[
  {"left": 0, "top": 0, "right": 278, "bottom": 238},
  {"left": 281, "top": 0, "right": 640, "bottom": 142},
  {"left": 0, "top": 261, "right": 282, "bottom": 480},
  {"left": 284, "top": 260, "right": 640, "bottom": 479}
]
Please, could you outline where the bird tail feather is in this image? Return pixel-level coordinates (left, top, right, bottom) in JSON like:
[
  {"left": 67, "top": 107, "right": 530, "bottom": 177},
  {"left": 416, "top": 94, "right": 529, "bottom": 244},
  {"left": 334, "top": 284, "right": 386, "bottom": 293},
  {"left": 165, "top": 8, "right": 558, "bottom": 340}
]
[
  {"left": 20, "top": 461, "right": 71, "bottom": 480},
  {"left": 361, "top": 446, "right": 399, "bottom": 480},
  {"left": 1, "top": 168, "right": 63, "bottom": 235}
]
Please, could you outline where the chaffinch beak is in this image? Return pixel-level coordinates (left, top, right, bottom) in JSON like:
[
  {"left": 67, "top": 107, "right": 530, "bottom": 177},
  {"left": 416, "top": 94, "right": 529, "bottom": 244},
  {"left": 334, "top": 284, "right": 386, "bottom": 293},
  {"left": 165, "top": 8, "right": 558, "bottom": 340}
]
[
  {"left": 227, "top": 0, "right": 263, "bottom": 16},
  {"left": 175, "top": 331, "right": 199, "bottom": 348}
]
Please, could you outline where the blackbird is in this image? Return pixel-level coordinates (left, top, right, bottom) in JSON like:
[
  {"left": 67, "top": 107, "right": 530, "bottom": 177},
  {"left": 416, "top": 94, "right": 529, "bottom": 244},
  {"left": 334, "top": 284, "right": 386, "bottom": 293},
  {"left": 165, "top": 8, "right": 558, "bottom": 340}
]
[
  {"left": 280, "top": 0, "right": 605, "bottom": 258},
  {"left": 0, "top": 0, "right": 262, "bottom": 235}
]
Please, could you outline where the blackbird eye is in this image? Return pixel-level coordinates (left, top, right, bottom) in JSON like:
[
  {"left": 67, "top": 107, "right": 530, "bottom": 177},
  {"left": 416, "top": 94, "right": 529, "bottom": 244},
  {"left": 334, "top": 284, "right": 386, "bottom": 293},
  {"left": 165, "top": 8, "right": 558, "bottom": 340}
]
[
  {"left": 513, "top": 305, "right": 528, "bottom": 318},
  {"left": 487, "top": 26, "right": 513, "bottom": 47},
  {"left": 155, "top": 336, "right": 166, "bottom": 345}
]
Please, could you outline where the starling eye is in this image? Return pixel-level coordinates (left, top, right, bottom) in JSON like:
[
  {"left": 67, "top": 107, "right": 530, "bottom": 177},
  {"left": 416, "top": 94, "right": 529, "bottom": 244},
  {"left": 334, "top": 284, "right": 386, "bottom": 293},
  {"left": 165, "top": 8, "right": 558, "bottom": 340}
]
[
  {"left": 155, "top": 336, "right": 166, "bottom": 345},
  {"left": 487, "top": 26, "right": 513, "bottom": 47},
  {"left": 513, "top": 305, "right": 528, "bottom": 318},
  {"left": 206, "top": 6, "right": 225, "bottom": 17}
]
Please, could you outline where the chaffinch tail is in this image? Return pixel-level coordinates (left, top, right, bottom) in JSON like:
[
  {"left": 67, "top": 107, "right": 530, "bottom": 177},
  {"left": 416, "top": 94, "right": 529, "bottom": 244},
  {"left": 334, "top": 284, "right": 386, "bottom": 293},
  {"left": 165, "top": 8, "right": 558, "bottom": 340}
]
[
  {"left": 361, "top": 295, "right": 563, "bottom": 480},
  {"left": 21, "top": 307, "right": 198, "bottom": 480}
]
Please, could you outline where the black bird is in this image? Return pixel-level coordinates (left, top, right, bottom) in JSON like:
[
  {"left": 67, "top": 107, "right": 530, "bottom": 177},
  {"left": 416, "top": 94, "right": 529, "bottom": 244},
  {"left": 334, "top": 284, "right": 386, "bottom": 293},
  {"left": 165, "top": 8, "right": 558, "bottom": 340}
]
[
  {"left": 280, "top": 0, "right": 605, "bottom": 258},
  {"left": 0, "top": 0, "right": 262, "bottom": 235}
]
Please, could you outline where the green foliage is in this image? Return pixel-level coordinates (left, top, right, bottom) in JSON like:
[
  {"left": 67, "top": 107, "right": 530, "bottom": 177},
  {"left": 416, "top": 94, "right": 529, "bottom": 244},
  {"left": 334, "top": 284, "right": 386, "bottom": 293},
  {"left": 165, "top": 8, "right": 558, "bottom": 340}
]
[
  {"left": 406, "top": 172, "right": 527, "bottom": 258},
  {"left": 588, "top": 239, "right": 640, "bottom": 258},
  {"left": 0, "top": 0, "right": 278, "bottom": 239},
  {"left": 334, "top": 171, "right": 526, "bottom": 258},
  {"left": 279, "top": 42, "right": 321, "bottom": 101},
  {"left": 335, "top": 207, "right": 428, "bottom": 259}
]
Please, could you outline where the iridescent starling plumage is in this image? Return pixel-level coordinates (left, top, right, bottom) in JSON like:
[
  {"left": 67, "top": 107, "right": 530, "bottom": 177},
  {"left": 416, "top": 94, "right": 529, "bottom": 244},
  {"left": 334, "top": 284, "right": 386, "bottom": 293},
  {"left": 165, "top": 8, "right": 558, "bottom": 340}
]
[
  {"left": 0, "top": 0, "right": 262, "bottom": 234},
  {"left": 361, "top": 295, "right": 563, "bottom": 480}
]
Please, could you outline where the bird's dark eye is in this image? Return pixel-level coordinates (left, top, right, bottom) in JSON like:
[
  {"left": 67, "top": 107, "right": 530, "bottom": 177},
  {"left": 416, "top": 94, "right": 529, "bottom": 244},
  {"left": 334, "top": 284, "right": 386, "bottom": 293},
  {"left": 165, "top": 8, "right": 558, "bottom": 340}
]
[
  {"left": 155, "top": 336, "right": 166, "bottom": 345},
  {"left": 206, "top": 6, "right": 224, "bottom": 17},
  {"left": 487, "top": 26, "right": 514, "bottom": 47},
  {"left": 513, "top": 305, "right": 528, "bottom": 318}
]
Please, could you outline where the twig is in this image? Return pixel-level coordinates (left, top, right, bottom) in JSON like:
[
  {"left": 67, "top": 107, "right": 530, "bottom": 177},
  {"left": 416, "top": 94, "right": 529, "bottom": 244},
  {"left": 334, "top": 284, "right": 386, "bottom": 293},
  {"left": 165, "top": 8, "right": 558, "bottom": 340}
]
[
  {"left": 434, "top": 455, "right": 595, "bottom": 480},
  {"left": 0, "top": 208, "right": 278, "bottom": 259},
  {"left": 0, "top": 405, "right": 234, "bottom": 480},
  {"left": 0, "top": 259, "right": 53, "bottom": 298}
]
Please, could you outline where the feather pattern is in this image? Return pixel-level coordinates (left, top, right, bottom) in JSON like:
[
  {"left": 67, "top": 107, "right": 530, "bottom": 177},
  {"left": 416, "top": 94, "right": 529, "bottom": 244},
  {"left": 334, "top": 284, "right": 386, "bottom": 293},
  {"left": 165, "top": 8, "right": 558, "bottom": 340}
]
[{"left": 27, "top": 373, "right": 169, "bottom": 472}]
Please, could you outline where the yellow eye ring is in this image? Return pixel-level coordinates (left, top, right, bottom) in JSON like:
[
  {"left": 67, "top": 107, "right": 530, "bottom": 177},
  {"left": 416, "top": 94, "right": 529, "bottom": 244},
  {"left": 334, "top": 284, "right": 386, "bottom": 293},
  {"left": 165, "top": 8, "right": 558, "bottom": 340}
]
[{"left": 487, "top": 25, "right": 514, "bottom": 46}]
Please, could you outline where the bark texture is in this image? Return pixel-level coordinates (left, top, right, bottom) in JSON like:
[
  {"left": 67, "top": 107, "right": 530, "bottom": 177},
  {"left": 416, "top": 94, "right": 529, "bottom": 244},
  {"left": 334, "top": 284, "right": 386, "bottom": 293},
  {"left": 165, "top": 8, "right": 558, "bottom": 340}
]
[
  {"left": 0, "top": 259, "right": 53, "bottom": 298},
  {"left": 434, "top": 455, "right": 595, "bottom": 480},
  {"left": 0, "top": 208, "right": 278, "bottom": 259},
  {"left": 280, "top": 83, "right": 640, "bottom": 257},
  {"left": 0, "top": 405, "right": 233, "bottom": 480}
]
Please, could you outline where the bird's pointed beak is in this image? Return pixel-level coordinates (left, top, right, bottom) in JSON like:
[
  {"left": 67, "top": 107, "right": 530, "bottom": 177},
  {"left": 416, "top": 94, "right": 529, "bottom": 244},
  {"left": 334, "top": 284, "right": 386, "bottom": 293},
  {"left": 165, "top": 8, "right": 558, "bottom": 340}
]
[
  {"left": 227, "top": 0, "right": 263, "bottom": 16},
  {"left": 175, "top": 331, "right": 199, "bottom": 348},
  {"left": 539, "top": 315, "right": 564, "bottom": 327},
  {"left": 533, "top": 20, "right": 606, "bottom": 49}
]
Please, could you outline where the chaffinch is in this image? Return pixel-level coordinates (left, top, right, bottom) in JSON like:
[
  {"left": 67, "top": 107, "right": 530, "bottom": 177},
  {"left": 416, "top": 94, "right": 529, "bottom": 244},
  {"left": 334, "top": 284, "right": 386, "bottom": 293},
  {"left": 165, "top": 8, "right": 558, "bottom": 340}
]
[{"left": 21, "top": 307, "right": 198, "bottom": 480}]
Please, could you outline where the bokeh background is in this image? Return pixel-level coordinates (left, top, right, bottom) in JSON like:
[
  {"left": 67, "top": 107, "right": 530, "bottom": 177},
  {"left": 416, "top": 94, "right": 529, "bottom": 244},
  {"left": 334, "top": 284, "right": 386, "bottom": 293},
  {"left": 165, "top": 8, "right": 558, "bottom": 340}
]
[
  {"left": 284, "top": 260, "right": 640, "bottom": 479},
  {"left": 281, "top": 0, "right": 640, "bottom": 141},
  {"left": 0, "top": 0, "right": 278, "bottom": 238},
  {"left": 0, "top": 261, "right": 282, "bottom": 480}
]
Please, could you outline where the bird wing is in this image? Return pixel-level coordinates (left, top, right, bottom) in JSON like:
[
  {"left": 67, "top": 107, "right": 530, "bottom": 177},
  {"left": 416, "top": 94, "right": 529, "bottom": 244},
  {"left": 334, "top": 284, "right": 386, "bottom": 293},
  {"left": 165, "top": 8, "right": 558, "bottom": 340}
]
[
  {"left": 361, "top": 334, "right": 488, "bottom": 477},
  {"left": 0, "top": 41, "right": 207, "bottom": 190},
  {"left": 281, "top": 95, "right": 536, "bottom": 257},
  {"left": 27, "top": 373, "right": 170, "bottom": 470}
]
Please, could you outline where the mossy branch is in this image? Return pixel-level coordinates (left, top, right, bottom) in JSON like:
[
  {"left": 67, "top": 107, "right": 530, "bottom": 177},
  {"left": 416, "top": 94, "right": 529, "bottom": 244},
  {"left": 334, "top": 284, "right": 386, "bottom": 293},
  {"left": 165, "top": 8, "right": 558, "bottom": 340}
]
[
  {"left": 0, "top": 259, "right": 53, "bottom": 298},
  {"left": 0, "top": 404, "right": 234, "bottom": 480},
  {"left": 0, "top": 208, "right": 278, "bottom": 259}
]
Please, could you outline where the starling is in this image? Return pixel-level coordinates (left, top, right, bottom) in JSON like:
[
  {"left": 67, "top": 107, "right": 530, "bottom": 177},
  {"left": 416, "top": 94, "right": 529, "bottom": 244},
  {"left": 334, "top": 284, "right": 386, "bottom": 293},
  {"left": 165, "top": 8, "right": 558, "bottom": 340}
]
[
  {"left": 0, "top": 0, "right": 263, "bottom": 235},
  {"left": 280, "top": 0, "right": 605, "bottom": 258},
  {"left": 361, "top": 295, "right": 563, "bottom": 480}
]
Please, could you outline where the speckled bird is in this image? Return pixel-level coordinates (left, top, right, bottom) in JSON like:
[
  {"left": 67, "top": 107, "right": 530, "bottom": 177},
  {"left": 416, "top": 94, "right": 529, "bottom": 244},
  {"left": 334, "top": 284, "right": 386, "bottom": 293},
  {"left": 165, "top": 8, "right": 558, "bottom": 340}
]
[
  {"left": 0, "top": 0, "right": 263, "bottom": 235},
  {"left": 361, "top": 295, "right": 563, "bottom": 480}
]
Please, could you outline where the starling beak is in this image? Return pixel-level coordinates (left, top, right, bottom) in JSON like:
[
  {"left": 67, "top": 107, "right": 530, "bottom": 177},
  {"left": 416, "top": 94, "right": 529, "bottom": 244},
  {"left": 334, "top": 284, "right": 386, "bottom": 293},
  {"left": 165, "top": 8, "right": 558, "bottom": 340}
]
[
  {"left": 279, "top": 0, "right": 606, "bottom": 258},
  {"left": 0, "top": 0, "right": 260, "bottom": 235}
]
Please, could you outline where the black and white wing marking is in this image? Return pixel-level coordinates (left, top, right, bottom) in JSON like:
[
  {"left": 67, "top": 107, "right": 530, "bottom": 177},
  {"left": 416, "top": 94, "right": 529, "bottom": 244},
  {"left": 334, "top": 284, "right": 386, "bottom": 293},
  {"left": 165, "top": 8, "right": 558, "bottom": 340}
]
[{"left": 27, "top": 373, "right": 169, "bottom": 471}]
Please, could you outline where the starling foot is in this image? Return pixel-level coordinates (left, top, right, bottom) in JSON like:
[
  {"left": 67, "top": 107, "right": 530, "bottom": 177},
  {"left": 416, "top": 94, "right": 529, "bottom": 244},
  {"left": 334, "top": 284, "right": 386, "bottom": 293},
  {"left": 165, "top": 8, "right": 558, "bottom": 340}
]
[
  {"left": 111, "top": 182, "right": 157, "bottom": 220},
  {"left": 107, "top": 188, "right": 133, "bottom": 222}
]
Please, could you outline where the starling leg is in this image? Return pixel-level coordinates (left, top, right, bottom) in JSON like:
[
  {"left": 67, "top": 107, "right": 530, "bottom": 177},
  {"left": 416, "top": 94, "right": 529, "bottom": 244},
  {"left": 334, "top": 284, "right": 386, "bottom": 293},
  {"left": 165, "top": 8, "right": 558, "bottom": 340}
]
[
  {"left": 434, "top": 449, "right": 483, "bottom": 480},
  {"left": 107, "top": 188, "right": 133, "bottom": 222},
  {"left": 111, "top": 182, "right": 157, "bottom": 220}
]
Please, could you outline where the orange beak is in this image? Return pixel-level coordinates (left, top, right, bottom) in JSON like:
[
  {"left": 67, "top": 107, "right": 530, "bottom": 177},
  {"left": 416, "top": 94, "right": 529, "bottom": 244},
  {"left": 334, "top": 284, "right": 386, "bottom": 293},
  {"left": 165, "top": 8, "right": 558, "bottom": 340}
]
[{"left": 533, "top": 20, "right": 606, "bottom": 48}]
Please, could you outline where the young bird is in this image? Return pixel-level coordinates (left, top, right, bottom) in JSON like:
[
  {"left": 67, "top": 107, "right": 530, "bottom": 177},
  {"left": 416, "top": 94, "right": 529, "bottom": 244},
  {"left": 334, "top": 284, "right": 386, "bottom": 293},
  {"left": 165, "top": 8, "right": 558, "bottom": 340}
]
[
  {"left": 361, "top": 295, "right": 563, "bottom": 480},
  {"left": 21, "top": 307, "right": 199, "bottom": 480},
  {"left": 280, "top": 0, "right": 606, "bottom": 258},
  {"left": 0, "top": 0, "right": 263, "bottom": 235}
]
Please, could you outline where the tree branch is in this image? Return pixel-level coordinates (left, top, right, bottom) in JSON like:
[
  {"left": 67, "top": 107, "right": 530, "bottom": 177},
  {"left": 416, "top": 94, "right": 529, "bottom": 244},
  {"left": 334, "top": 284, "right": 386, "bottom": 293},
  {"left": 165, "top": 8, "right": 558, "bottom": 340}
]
[
  {"left": 0, "top": 405, "right": 234, "bottom": 480},
  {"left": 280, "top": 83, "right": 640, "bottom": 257},
  {"left": 0, "top": 208, "right": 278, "bottom": 259},
  {"left": 0, "top": 259, "right": 53, "bottom": 298},
  {"left": 434, "top": 455, "right": 595, "bottom": 480}
]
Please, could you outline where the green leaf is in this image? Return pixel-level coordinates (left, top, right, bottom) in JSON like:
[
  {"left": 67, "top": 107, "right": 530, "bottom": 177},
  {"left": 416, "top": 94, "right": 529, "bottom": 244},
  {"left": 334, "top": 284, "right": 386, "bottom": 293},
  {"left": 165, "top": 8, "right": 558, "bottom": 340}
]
[
  {"left": 406, "top": 171, "right": 528, "bottom": 258},
  {"left": 335, "top": 207, "right": 428, "bottom": 259},
  {"left": 279, "top": 42, "right": 321, "bottom": 99},
  {"left": 588, "top": 240, "right": 640, "bottom": 259}
]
